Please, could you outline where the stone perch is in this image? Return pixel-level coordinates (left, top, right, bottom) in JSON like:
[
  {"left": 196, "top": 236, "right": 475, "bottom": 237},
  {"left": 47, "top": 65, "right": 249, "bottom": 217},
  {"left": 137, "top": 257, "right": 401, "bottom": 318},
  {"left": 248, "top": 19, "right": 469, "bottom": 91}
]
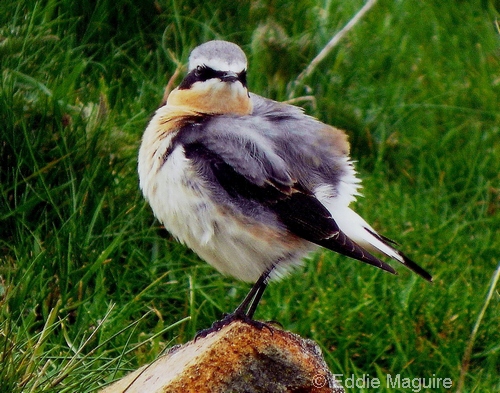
[{"left": 101, "top": 320, "right": 344, "bottom": 392}]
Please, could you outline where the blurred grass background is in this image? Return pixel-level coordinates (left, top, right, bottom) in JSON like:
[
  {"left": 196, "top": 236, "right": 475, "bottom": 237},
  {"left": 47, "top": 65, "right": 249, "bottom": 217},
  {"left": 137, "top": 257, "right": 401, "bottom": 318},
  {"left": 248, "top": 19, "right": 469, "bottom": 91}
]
[{"left": 1, "top": 0, "right": 499, "bottom": 391}]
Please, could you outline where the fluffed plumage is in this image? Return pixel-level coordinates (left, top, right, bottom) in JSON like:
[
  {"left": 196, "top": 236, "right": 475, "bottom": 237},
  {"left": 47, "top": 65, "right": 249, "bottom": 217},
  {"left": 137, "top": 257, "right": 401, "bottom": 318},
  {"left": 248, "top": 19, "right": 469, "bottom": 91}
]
[{"left": 138, "top": 40, "right": 432, "bottom": 326}]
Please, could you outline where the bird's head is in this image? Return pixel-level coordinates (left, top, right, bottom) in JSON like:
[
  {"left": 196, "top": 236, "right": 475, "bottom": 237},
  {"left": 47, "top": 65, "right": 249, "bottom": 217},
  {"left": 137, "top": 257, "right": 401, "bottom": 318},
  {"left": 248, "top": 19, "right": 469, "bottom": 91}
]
[{"left": 167, "top": 40, "right": 252, "bottom": 116}]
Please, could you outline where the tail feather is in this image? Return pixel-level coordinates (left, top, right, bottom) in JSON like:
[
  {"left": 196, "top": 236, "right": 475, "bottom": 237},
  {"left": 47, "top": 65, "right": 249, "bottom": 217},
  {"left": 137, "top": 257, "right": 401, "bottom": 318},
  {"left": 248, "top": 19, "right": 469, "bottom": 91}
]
[
  {"left": 330, "top": 207, "right": 433, "bottom": 282},
  {"left": 397, "top": 251, "right": 433, "bottom": 282},
  {"left": 365, "top": 227, "right": 433, "bottom": 282}
]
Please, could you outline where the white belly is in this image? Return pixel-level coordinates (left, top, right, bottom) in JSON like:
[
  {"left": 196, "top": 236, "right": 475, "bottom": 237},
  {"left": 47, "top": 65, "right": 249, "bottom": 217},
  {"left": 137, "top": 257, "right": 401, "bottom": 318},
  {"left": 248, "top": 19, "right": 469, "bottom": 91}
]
[{"left": 139, "top": 145, "right": 315, "bottom": 282}]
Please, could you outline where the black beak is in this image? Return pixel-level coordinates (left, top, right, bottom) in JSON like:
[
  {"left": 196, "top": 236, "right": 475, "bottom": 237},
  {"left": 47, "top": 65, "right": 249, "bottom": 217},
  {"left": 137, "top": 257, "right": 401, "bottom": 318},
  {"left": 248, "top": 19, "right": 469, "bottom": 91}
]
[{"left": 220, "top": 71, "right": 239, "bottom": 83}]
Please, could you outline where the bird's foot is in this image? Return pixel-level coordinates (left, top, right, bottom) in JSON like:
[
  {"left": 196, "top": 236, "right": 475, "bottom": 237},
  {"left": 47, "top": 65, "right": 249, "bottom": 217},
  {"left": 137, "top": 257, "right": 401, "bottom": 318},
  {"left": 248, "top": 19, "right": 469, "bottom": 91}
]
[{"left": 195, "top": 312, "right": 275, "bottom": 341}]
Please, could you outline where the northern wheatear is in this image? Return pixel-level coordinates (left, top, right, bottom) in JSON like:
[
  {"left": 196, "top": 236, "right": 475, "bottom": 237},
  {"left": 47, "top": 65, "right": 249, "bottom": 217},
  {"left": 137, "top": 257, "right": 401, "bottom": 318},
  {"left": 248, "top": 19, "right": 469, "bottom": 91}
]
[{"left": 138, "top": 40, "right": 432, "bottom": 333}]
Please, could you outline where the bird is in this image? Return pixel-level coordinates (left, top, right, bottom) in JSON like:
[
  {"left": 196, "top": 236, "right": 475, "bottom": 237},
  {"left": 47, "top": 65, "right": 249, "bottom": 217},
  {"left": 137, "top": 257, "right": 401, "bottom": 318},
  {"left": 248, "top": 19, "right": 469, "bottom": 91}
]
[{"left": 138, "top": 40, "right": 432, "bottom": 334}]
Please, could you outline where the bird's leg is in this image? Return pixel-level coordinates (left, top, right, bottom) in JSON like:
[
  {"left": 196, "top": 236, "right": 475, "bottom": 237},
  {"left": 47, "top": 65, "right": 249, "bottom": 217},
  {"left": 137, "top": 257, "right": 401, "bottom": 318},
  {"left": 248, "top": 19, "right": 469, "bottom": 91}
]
[
  {"left": 232, "top": 268, "right": 271, "bottom": 318},
  {"left": 195, "top": 267, "right": 274, "bottom": 339},
  {"left": 243, "top": 277, "right": 268, "bottom": 319}
]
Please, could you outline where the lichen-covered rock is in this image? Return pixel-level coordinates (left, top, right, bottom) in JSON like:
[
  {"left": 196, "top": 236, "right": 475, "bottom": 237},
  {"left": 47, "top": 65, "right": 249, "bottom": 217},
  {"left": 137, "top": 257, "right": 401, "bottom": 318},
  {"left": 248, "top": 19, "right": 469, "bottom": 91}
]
[{"left": 101, "top": 321, "right": 344, "bottom": 393}]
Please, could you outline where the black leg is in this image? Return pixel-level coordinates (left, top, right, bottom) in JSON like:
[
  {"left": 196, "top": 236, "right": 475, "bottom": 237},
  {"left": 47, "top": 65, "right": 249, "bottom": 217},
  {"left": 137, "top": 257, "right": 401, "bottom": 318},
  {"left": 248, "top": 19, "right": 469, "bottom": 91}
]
[
  {"left": 244, "top": 278, "right": 268, "bottom": 319},
  {"left": 195, "top": 267, "right": 274, "bottom": 339},
  {"left": 232, "top": 268, "right": 271, "bottom": 317}
]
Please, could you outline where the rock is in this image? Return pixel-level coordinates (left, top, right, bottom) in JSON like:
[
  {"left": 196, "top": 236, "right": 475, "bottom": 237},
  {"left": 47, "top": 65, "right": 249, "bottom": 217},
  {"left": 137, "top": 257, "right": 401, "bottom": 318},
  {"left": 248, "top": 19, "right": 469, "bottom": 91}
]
[{"left": 100, "top": 320, "right": 344, "bottom": 393}]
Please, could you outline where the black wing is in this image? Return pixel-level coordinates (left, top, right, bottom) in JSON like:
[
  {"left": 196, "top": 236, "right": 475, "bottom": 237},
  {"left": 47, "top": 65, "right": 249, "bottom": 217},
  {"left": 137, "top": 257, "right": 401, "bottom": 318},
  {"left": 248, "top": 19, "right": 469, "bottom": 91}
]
[{"left": 182, "top": 141, "right": 398, "bottom": 276}]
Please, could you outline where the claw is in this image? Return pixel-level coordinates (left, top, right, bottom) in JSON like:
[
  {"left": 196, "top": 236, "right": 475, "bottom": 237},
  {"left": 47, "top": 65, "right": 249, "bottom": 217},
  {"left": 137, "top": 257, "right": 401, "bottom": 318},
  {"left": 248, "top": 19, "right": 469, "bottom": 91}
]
[{"left": 195, "top": 312, "right": 275, "bottom": 340}]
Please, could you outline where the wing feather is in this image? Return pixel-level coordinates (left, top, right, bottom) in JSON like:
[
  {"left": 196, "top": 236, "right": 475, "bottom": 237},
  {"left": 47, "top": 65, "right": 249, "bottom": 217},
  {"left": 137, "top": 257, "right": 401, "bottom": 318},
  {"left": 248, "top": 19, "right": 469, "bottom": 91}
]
[
  {"left": 173, "top": 107, "right": 431, "bottom": 281},
  {"left": 182, "top": 140, "right": 397, "bottom": 275}
]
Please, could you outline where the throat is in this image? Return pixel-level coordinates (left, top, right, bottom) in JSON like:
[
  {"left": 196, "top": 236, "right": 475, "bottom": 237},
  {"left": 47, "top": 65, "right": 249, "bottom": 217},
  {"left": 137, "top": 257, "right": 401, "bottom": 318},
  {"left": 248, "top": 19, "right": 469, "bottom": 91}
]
[{"left": 166, "top": 85, "right": 253, "bottom": 116}]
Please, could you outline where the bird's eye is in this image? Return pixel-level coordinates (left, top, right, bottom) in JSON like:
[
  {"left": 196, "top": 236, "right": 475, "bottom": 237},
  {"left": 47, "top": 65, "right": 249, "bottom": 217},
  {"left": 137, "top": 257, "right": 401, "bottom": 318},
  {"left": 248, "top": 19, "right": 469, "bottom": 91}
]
[{"left": 193, "top": 65, "right": 220, "bottom": 82}]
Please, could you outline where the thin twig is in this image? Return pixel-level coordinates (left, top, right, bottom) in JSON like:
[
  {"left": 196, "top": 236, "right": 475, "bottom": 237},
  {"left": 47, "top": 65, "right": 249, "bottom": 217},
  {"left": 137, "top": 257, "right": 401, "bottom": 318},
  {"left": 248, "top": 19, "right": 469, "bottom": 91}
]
[
  {"left": 456, "top": 261, "right": 500, "bottom": 393},
  {"left": 282, "top": 95, "right": 317, "bottom": 110},
  {"left": 289, "top": 0, "right": 378, "bottom": 98},
  {"left": 161, "top": 65, "right": 184, "bottom": 106},
  {"left": 160, "top": 48, "right": 185, "bottom": 106}
]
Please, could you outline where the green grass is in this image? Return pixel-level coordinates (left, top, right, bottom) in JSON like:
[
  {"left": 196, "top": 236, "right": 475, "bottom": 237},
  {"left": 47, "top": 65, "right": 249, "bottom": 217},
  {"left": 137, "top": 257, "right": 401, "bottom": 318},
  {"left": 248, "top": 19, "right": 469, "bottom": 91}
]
[{"left": 1, "top": 0, "right": 499, "bottom": 391}]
